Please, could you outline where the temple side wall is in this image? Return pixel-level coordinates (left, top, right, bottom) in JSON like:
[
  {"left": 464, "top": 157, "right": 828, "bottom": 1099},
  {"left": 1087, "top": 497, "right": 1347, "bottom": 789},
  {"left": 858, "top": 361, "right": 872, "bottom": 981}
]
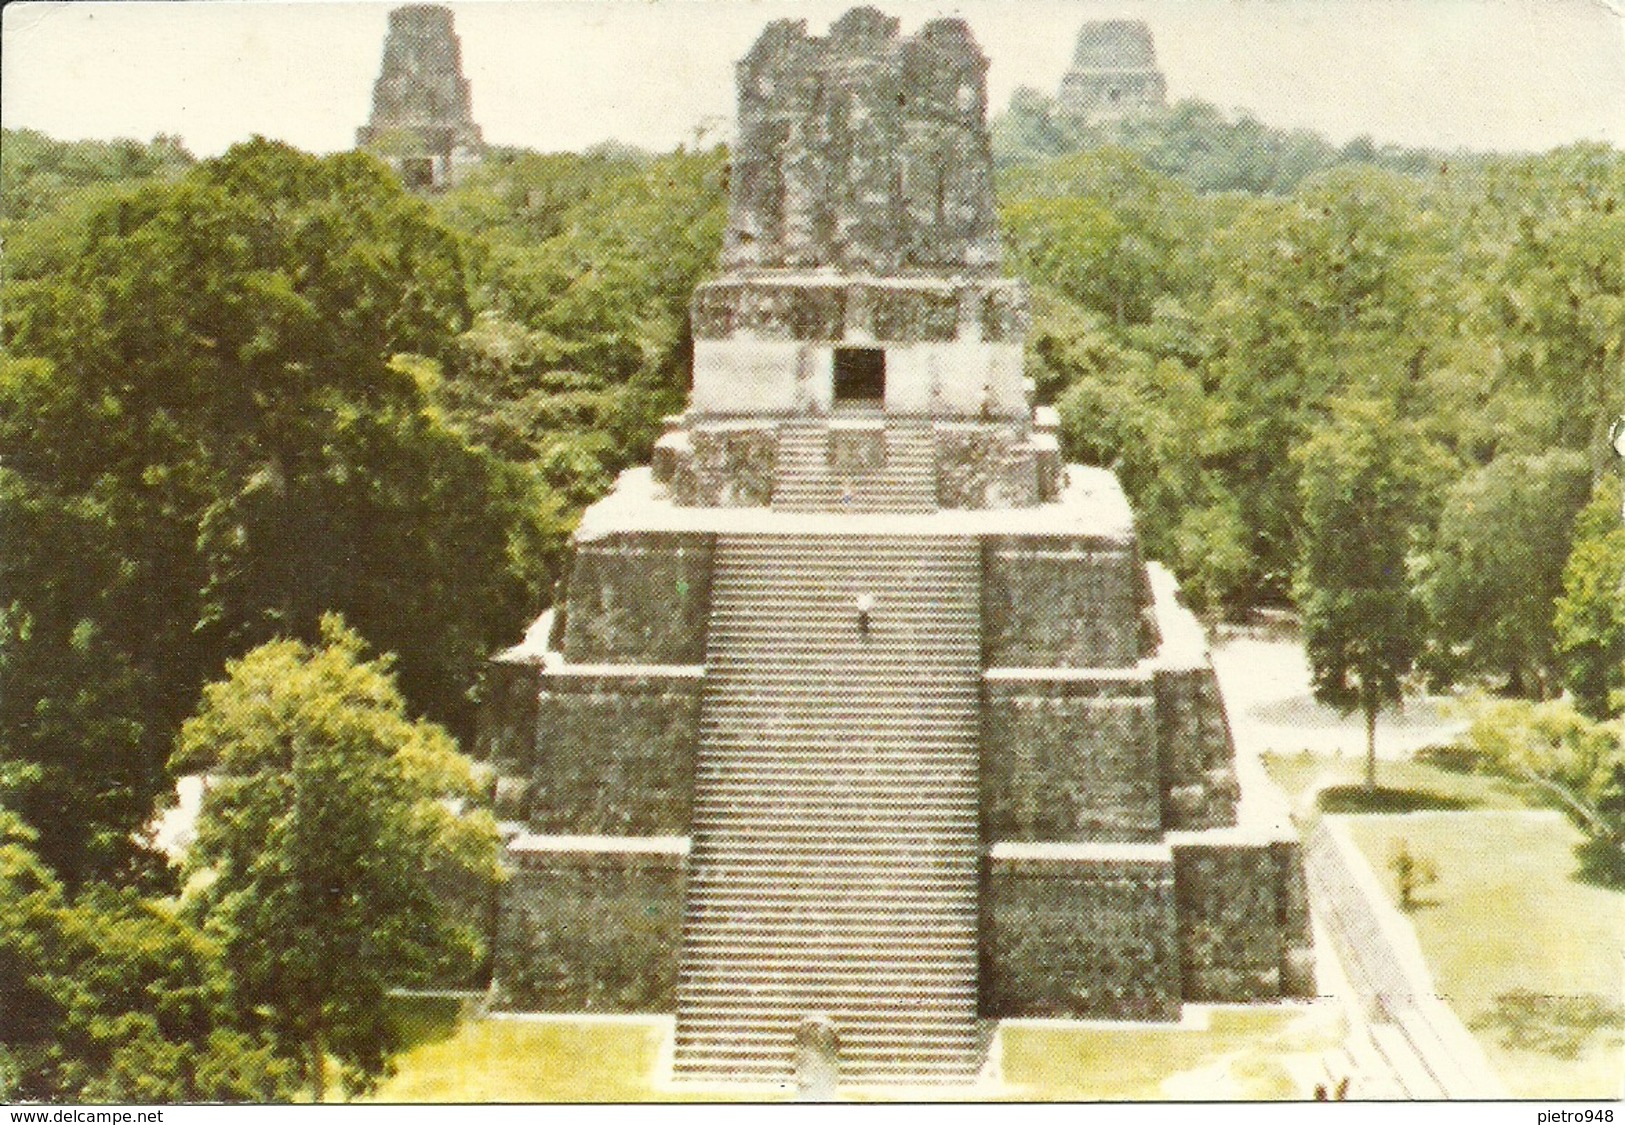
[
  {"left": 474, "top": 656, "right": 540, "bottom": 776},
  {"left": 532, "top": 669, "right": 702, "bottom": 835},
  {"left": 493, "top": 840, "right": 686, "bottom": 1012},
  {"left": 560, "top": 532, "right": 715, "bottom": 663},
  {"left": 1155, "top": 667, "right": 1241, "bottom": 830},
  {"left": 982, "top": 673, "right": 1161, "bottom": 842},
  {"left": 1170, "top": 837, "right": 1316, "bottom": 1002},
  {"left": 982, "top": 535, "right": 1148, "bottom": 667},
  {"left": 689, "top": 339, "right": 1027, "bottom": 420},
  {"left": 981, "top": 844, "right": 1180, "bottom": 1020}
]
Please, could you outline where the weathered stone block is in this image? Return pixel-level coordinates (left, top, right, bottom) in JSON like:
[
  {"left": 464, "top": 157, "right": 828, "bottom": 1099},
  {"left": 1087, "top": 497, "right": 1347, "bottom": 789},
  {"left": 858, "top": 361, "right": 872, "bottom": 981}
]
[
  {"left": 533, "top": 669, "right": 702, "bottom": 835},
  {"left": 1155, "top": 667, "right": 1240, "bottom": 830},
  {"left": 1273, "top": 838, "right": 1317, "bottom": 998},
  {"left": 993, "top": 445, "right": 1039, "bottom": 509},
  {"left": 690, "top": 425, "right": 777, "bottom": 506},
  {"left": 494, "top": 838, "right": 685, "bottom": 1012},
  {"left": 982, "top": 674, "right": 1161, "bottom": 842},
  {"left": 935, "top": 424, "right": 1016, "bottom": 508},
  {"left": 981, "top": 285, "right": 1031, "bottom": 342},
  {"left": 719, "top": 12, "right": 1000, "bottom": 274},
  {"left": 983, "top": 843, "right": 1179, "bottom": 1020},
  {"left": 561, "top": 532, "right": 714, "bottom": 663},
  {"left": 473, "top": 656, "right": 540, "bottom": 776},
  {"left": 874, "top": 287, "right": 960, "bottom": 342},
  {"left": 827, "top": 421, "right": 886, "bottom": 476},
  {"left": 1172, "top": 841, "right": 1283, "bottom": 1001},
  {"left": 982, "top": 535, "right": 1147, "bottom": 668},
  {"left": 1030, "top": 433, "right": 1062, "bottom": 501},
  {"left": 651, "top": 431, "right": 690, "bottom": 484}
]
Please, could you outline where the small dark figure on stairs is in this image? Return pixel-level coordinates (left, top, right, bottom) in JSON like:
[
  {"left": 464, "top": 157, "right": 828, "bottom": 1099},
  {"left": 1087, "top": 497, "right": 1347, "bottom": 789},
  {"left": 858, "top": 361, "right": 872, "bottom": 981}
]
[{"left": 856, "top": 592, "right": 874, "bottom": 639}]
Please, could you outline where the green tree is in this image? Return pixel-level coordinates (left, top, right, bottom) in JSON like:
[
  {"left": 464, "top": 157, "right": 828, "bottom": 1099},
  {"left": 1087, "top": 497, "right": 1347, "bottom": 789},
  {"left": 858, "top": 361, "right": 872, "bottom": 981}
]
[
  {"left": 2, "top": 140, "right": 549, "bottom": 882},
  {"left": 1419, "top": 450, "right": 1594, "bottom": 696},
  {"left": 1206, "top": 167, "right": 1451, "bottom": 604},
  {"left": 0, "top": 128, "right": 193, "bottom": 228},
  {"left": 1295, "top": 397, "right": 1442, "bottom": 788},
  {"left": 447, "top": 146, "right": 728, "bottom": 482},
  {"left": 1554, "top": 478, "right": 1625, "bottom": 718},
  {"left": 1487, "top": 146, "right": 1625, "bottom": 481},
  {"left": 176, "top": 617, "right": 502, "bottom": 1100},
  {"left": 1456, "top": 695, "right": 1624, "bottom": 871},
  {"left": 0, "top": 810, "right": 296, "bottom": 1102}
]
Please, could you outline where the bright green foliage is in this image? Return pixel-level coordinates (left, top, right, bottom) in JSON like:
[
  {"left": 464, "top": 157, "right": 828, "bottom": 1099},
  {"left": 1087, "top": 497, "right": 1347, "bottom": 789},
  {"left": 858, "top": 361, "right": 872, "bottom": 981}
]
[
  {"left": 1419, "top": 450, "right": 1594, "bottom": 695},
  {"left": 992, "top": 93, "right": 1459, "bottom": 192},
  {"left": 1554, "top": 478, "right": 1625, "bottom": 718},
  {"left": 1485, "top": 147, "right": 1625, "bottom": 480},
  {"left": 1, "top": 140, "right": 552, "bottom": 884},
  {"left": 1001, "top": 149, "right": 1198, "bottom": 328},
  {"left": 434, "top": 147, "right": 728, "bottom": 498},
  {"left": 1206, "top": 167, "right": 1453, "bottom": 603},
  {"left": 0, "top": 810, "right": 297, "bottom": 1102},
  {"left": 0, "top": 128, "right": 193, "bottom": 227},
  {"left": 1295, "top": 397, "right": 1444, "bottom": 785},
  {"left": 177, "top": 617, "right": 502, "bottom": 1100},
  {"left": 1456, "top": 695, "right": 1624, "bottom": 864}
]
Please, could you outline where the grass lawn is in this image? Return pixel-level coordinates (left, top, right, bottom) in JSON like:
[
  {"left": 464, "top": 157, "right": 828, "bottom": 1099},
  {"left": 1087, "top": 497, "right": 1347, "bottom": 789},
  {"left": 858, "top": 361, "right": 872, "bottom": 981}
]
[
  {"left": 372, "top": 1006, "right": 1343, "bottom": 1101},
  {"left": 372, "top": 1016, "right": 724, "bottom": 1102},
  {"left": 998, "top": 1006, "right": 1341, "bottom": 1100},
  {"left": 1343, "top": 811, "right": 1625, "bottom": 1099}
]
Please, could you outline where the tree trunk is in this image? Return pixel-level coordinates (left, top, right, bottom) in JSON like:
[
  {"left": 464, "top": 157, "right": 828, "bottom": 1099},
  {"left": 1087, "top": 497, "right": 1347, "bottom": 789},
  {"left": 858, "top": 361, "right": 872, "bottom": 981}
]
[
  {"left": 309, "top": 1029, "right": 327, "bottom": 1103},
  {"left": 1364, "top": 695, "right": 1379, "bottom": 792}
]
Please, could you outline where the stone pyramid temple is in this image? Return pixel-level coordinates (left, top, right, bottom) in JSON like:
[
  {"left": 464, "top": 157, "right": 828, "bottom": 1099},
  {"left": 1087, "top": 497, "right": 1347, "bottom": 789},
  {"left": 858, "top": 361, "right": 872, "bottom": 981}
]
[
  {"left": 1057, "top": 19, "right": 1169, "bottom": 120},
  {"left": 489, "top": 7, "right": 1312, "bottom": 1090},
  {"left": 356, "top": 4, "right": 483, "bottom": 189}
]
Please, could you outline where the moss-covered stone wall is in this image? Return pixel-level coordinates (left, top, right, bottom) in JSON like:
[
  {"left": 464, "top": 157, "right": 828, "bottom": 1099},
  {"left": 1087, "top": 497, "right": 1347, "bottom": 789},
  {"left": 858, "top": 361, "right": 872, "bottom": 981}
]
[
  {"left": 561, "top": 532, "right": 714, "bottom": 663},
  {"left": 1154, "top": 667, "right": 1240, "bottom": 830},
  {"left": 982, "top": 535, "right": 1147, "bottom": 668},
  {"left": 1170, "top": 838, "right": 1315, "bottom": 1002},
  {"left": 981, "top": 673, "right": 1161, "bottom": 842},
  {"left": 532, "top": 669, "right": 702, "bottom": 835},
  {"left": 982, "top": 844, "right": 1179, "bottom": 1020},
  {"left": 492, "top": 840, "right": 686, "bottom": 1013}
]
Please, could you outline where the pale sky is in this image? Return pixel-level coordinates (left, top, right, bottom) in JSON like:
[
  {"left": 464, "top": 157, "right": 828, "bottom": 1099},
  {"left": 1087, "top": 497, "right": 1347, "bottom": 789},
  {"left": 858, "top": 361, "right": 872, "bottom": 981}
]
[{"left": 2, "top": 0, "right": 1622, "bottom": 159}]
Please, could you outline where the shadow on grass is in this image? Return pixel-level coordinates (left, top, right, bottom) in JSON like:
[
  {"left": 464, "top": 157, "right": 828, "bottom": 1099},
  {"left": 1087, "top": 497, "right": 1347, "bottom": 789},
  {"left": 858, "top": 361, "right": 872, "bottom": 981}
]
[
  {"left": 1412, "top": 745, "right": 1484, "bottom": 774},
  {"left": 1470, "top": 990, "right": 1625, "bottom": 1060},
  {"left": 386, "top": 994, "right": 466, "bottom": 1052},
  {"left": 1573, "top": 837, "right": 1625, "bottom": 890},
  {"left": 1316, "top": 785, "right": 1473, "bottom": 814}
]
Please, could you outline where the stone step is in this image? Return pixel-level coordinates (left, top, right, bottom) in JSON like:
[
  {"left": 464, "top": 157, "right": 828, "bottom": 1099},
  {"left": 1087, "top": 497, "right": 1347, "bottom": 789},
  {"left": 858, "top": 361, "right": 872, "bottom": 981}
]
[
  {"left": 675, "top": 1025, "right": 976, "bottom": 1047},
  {"left": 679, "top": 982, "right": 976, "bottom": 1001},
  {"left": 685, "top": 871, "right": 976, "bottom": 892},
  {"left": 678, "top": 949, "right": 974, "bottom": 970},
  {"left": 691, "top": 834, "right": 977, "bottom": 853},
  {"left": 692, "top": 799, "right": 976, "bottom": 819},
  {"left": 681, "top": 930, "right": 976, "bottom": 951},
  {"left": 680, "top": 530, "right": 979, "bottom": 1082}
]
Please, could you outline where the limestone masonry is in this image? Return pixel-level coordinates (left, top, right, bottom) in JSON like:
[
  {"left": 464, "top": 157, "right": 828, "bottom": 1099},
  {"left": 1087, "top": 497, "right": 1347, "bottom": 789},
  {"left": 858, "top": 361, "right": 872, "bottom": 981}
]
[
  {"left": 356, "top": 5, "right": 483, "bottom": 189},
  {"left": 484, "top": 7, "right": 1312, "bottom": 1089},
  {"left": 1057, "top": 19, "right": 1169, "bottom": 120}
]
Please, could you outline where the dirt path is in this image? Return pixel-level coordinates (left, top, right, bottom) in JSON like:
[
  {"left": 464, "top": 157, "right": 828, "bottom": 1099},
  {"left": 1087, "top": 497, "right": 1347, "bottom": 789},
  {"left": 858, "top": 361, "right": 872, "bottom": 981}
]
[{"left": 1210, "top": 631, "right": 1465, "bottom": 762}]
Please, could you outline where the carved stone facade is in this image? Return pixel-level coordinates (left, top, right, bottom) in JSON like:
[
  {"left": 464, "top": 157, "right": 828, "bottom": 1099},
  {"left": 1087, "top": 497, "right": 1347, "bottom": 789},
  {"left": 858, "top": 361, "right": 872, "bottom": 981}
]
[
  {"left": 356, "top": 5, "right": 484, "bottom": 189},
  {"left": 1057, "top": 20, "right": 1169, "bottom": 121},
  {"left": 723, "top": 9, "right": 1000, "bottom": 274}
]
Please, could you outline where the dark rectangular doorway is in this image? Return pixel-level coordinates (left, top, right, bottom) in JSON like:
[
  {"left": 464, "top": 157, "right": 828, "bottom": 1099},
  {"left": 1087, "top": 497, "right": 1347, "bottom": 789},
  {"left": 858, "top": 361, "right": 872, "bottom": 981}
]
[{"left": 834, "top": 347, "right": 885, "bottom": 404}]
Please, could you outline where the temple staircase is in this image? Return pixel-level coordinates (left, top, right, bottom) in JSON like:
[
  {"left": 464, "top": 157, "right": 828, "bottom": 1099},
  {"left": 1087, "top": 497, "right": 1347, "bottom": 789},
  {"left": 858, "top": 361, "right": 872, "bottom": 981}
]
[
  {"left": 673, "top": 531, "right": 983, "bottom": 1085},
  {"left": 771, "top": 420, "right": 936, "bottom": 513}
]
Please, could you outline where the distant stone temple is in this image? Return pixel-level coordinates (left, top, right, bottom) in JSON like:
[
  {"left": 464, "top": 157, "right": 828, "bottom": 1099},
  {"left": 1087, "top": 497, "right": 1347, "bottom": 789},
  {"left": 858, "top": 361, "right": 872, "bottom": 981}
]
[
  {"left": 486, "top": 8, "right": 1311, "bottom": 1089},
  {"left": 1058, "top": 19, "right": 1168, "bottom": 120},
  {"left": 356, "top": 5, "right": 483, "bottom": 189}
]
